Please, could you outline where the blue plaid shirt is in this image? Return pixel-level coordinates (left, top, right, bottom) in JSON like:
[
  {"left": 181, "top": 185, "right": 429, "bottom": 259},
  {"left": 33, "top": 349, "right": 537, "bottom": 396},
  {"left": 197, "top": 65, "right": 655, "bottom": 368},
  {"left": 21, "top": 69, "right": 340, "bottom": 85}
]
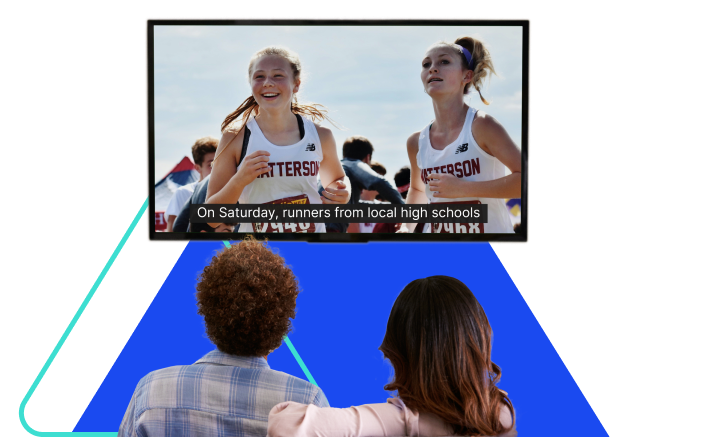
[{"left": 118, "top": 350, "right": 328, "bottom": 437}]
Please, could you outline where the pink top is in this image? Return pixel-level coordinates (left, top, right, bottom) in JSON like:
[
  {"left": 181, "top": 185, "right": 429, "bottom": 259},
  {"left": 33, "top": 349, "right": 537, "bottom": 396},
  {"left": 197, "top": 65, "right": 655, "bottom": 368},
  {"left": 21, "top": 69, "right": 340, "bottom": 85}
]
[{"left": 267, "top": 398, "right": 516, "bottom": 437}]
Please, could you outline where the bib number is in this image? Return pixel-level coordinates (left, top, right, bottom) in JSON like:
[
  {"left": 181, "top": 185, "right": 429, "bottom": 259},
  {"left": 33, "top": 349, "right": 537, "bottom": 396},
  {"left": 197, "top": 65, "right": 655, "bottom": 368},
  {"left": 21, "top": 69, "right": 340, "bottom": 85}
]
[
  {"left": 253, "top": 195, "right": 316, "bottom": 233},
  {"left": 430, "top": 200, "right": 485, "bottom": 234}
]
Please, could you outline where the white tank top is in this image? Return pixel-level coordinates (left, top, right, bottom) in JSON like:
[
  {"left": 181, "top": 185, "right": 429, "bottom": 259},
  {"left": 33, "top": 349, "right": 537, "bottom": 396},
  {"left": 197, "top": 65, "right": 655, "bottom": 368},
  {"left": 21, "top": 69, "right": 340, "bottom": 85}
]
[
  {"left": 238, "top": 115, "right": 326, "bottom": 233},
  {"left": 416, "top": 107, "right": 513, "bottom": 234}
]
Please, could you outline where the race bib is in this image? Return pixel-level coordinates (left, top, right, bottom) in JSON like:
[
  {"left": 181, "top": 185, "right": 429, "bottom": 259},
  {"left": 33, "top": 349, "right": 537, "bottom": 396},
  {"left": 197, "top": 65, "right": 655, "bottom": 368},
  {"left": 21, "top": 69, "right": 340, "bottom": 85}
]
[
  {"left": 430, "top": 200, "right": 485, "bottom": 234},
  {"left": 253, "top": 195, "right": 316, "bottom": 233}
]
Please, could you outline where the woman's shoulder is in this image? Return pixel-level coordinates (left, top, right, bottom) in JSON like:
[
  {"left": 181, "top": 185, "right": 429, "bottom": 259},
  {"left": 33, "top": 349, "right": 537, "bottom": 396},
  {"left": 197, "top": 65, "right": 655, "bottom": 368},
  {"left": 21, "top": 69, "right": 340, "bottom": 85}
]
[
  {"left": 214, "top": 126, "right": 246, "bottom": 162},
  {"left": 267, "top": 399, "right": 417, "bottom": 437},
  {"left": 312, "top": 123, "right": 335, "bottom": 151},
  {"left": 406, "top": 131, "right": 422, "bottom": 151},
  {"left": 219, "top": 126, "right": 245, "bottom": 149},
  {"left": 498, "top": 404, "right": 516, "bottom": 436},
  {"left": 313, "top": 123, "right": 333, "bottom": 139},
  {"left": 470, "top": 110, "right": 505, "bottom": 137}
]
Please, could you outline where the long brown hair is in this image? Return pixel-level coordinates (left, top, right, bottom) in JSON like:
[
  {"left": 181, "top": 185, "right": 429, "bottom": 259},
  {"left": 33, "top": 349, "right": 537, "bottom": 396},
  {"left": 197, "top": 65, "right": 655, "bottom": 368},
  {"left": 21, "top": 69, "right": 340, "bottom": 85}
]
[
  {"left": 215, "top": 46, "right": 335, "bottom": 164},
  {"left": 380, "top": 276, "right": 514, "bottom": 436}
]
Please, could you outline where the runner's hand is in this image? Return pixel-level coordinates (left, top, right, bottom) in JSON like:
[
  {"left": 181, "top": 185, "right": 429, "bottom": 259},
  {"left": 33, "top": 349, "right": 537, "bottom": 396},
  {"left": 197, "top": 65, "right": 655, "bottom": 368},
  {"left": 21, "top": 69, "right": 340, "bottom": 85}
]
[
  {"left": 428, "top": 173, "right": 470, "bottom": 198},
  {"left": 321, "top": 180, "right": 350, "bottom": 204},
  {"left": 234, "top": 151, "right": 271, "bottom": 186},
  {"left": 396, "top": 224, "right": 410, "bottom": 233}
]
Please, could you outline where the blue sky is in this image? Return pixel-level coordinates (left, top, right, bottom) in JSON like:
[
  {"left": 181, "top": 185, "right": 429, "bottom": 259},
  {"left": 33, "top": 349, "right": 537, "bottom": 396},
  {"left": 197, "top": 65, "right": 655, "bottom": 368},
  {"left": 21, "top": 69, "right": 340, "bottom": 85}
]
[{"left": 154, "top": 25, "right": 523, "bottom": 182}]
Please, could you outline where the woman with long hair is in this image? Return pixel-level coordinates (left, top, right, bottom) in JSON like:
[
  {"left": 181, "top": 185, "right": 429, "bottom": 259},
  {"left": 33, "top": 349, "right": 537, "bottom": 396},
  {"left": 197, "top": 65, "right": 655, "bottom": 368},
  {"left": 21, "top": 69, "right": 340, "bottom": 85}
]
[
  {"left": 205, "top": 46, "right": 350, "bottom": 233},
  {"left": 400, "top": 36, "right": 520, "bottom": 234},
  {"left": 267, "top": 275, "right": 516, "bottom": 437}
]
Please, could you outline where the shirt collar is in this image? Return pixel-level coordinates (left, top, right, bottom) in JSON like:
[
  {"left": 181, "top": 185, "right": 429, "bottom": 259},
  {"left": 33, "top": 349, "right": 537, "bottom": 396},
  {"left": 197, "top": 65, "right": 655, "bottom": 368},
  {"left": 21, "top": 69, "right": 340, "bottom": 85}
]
[{"left": 194, "top": 349, "right": 270, "bottom": 370}]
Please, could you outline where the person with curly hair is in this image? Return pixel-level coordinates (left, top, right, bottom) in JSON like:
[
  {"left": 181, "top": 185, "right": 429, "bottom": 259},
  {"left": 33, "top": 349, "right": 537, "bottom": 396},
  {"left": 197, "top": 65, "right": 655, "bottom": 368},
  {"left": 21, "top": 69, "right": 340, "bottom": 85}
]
[
  {"left": 118, "top": 238, "right": 328, "bottom": 437},
  {"left": 267, "top": 276, "right": 516, "bottom": 437}
]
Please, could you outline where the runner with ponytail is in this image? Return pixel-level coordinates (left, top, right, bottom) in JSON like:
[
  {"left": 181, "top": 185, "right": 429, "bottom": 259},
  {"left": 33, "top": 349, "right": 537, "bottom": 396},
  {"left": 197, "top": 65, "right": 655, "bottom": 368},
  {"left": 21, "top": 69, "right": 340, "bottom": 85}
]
[{"left": 400, "top": 36, "right": 520, "bottom": 234}]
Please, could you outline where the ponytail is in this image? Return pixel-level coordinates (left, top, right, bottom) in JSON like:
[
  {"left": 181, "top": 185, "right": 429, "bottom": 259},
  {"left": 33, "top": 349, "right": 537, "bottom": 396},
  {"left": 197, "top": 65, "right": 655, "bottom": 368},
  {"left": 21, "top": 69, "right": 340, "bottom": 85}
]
[
  {"left": 221, "top": 95, "right": 258, "bottom": 134},
  {"left": 453, "top": 36, "right": 497, "bottom": 105},
  {"left": 290, "top": 94, "right": 338, "bottom": 127}
]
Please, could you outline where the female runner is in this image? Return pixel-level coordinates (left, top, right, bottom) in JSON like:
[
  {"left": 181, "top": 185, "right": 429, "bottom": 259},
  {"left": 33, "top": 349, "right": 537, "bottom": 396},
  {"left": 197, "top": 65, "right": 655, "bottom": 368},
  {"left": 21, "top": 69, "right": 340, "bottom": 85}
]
[
  {"left": 267, "top": 275, "right": 516, "bottom": 437},
  {"left": 205, "top": 46, "right": 350, "bottom": 233},
  {"left": 400, "top": 36, "right": 520, "bottom": 234}
]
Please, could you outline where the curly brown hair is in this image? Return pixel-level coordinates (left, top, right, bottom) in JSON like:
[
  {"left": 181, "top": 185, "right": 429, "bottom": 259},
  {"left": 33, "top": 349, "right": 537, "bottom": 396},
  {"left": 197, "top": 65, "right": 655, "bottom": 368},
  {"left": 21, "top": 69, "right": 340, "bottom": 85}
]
[{"left": 196, "top": 238, "right": 300, "bottom": 357}]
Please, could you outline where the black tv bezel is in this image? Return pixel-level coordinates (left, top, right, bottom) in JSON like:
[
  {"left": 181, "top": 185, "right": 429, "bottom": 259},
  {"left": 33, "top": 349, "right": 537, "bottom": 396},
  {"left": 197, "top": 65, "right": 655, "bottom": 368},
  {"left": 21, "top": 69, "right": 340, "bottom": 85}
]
[{"left": 145, "top": 17, "right": 531, "bottom": 244}]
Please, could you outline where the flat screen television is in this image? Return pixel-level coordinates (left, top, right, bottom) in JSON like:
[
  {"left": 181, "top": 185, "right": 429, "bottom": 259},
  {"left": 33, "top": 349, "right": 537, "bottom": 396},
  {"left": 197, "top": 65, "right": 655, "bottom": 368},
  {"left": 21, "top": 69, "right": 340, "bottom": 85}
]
[{"left": 145, "top": 18, "right": 531, "bottom": 244}]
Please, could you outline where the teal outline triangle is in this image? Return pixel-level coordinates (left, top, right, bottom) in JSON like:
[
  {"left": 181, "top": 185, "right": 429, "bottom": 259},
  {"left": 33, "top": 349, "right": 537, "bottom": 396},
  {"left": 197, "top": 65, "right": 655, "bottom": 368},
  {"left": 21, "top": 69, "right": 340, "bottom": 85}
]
[{"left": 18, "top": 198, "right": 316, "bottom": 436}]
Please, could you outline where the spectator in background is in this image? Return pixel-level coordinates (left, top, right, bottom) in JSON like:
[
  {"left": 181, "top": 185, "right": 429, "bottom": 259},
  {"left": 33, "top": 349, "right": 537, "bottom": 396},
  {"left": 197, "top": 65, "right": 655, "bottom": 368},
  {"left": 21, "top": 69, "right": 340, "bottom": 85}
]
[
  {"left": 373, "top": 166, "right": 411, "bottom": 233},
  {"left": 349, "top": 160, "right": 387, "bottom": 233},
  {"left": 173, "top": 175, "right": 211, "bottom": 232},
  {"left": 327, "top": 136, "right": 404, "bottom": 233},
  {"left": 174, "top": 177, "right": 240, "bottom": 233},
  {"left": 394, "top": 166, "right": 411, "bottom": 200},
  {"left": 165, "top": 137, "right": 218, "bottom": 232}
]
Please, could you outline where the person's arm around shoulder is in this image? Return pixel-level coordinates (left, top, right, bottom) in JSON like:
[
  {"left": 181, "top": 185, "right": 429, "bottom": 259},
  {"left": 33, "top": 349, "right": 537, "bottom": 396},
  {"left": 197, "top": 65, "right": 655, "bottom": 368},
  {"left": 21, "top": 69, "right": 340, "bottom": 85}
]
[
  {"left": 497, "top": 403, "right": 517, "bottom": 437},
  {"left": 205, "top": 127, "right": 271, "bottom": 204},
  {"left": 398, "top": 132, "right": 428, "bottom": 233},
  {"left": 268, "top": 400, "right": 408, "bottom": 437},
  {"left": 312, "top": 386, "right": 330, "bottom": 408},
  {"left": 316, "top": 124, "right": 350, "bottom": 205}
]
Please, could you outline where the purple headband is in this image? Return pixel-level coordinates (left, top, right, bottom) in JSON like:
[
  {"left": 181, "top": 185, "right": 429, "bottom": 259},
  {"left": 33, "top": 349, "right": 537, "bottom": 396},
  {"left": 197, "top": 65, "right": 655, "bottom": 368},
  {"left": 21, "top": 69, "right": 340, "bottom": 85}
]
[{"left": 458, "top": 45, "right": 474, "bottom": 70}]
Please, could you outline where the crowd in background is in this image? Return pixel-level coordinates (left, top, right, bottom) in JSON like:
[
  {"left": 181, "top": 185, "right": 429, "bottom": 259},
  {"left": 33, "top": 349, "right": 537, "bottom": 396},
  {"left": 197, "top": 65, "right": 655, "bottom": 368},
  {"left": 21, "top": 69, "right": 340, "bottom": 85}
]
[{"left": 160, "top": 135, "right": 520, "bottom": 234}]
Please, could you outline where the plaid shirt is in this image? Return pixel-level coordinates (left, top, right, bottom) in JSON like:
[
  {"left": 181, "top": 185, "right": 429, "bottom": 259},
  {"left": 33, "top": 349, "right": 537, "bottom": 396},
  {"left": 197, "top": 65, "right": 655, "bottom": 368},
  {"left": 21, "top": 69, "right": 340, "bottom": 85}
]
[{"left": 118, "top": 350, "right": 329, "bottom": 437}]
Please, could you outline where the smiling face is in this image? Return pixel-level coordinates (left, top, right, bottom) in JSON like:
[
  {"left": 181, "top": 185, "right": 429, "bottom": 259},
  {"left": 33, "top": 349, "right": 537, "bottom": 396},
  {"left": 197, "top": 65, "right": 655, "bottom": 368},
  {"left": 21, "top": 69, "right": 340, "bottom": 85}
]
[
  {"left": 421, "top": 45, "right": 472, "bottom": 98},
  {"left": 249, "top": 54, "right": 300, "bottom": 110}
]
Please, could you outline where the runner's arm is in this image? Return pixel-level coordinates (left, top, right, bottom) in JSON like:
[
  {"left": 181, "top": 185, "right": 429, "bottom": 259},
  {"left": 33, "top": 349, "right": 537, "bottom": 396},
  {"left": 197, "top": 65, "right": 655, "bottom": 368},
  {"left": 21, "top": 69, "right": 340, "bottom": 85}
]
[{"left": 398, "top": 132, "right": 428, "bottom": 233}]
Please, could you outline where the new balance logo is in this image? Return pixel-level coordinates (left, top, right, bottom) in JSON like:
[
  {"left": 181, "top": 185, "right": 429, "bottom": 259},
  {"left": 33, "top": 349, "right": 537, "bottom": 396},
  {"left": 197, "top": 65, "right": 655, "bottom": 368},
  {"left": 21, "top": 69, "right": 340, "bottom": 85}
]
[
  {"left": 455, "top": 143, "right": 469, "bottom": 154},
  {"left": 305, "top": 143, "right": 316, "bottom": 151}
]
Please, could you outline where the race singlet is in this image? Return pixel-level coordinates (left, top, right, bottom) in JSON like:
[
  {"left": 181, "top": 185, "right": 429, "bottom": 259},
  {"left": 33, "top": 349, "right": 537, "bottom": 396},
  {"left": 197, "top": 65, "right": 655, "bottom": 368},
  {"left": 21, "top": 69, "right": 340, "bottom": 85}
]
[
  {"left": 253, "top": 194, "right": 316, "bottom": 233},
  {"left": 430, "top": 200, "right": 485, "bottom": 234}
]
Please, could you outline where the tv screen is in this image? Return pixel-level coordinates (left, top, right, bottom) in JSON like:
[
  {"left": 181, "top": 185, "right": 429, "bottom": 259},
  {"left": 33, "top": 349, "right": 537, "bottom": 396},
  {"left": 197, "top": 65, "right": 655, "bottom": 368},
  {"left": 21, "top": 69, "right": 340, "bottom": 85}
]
[{"left": 149, "top": 20, "right": 528, "bottom": 241}]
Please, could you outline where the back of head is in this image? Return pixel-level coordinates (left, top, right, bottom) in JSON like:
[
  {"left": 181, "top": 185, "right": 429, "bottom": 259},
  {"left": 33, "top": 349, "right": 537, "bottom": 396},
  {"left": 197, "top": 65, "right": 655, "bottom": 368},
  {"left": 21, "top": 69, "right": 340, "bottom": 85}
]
[
  {"left": 192, "top": 136, "right": 218, "bottom": 165},
  {"left": 196, "top": 238, "right": 299, "bottom": 357},
  {"left": 394, "top": 166, "right": 411, "bottom": 199},
  {"left": 369, "top": 160, "right": 387, "bottom": 176},
  {"left": 342, "top": 135, "right": 374, "bottom": 160},
  {"left": 379, "top": 276, "right": 514, "bottom": 436}
]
